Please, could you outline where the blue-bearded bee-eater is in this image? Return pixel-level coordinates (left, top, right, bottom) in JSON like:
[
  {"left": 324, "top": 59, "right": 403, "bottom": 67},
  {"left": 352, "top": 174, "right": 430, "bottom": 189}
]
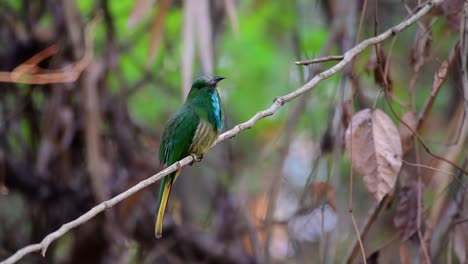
[{"left": 155, "top": 76, "right": 225, "bottom": 238}]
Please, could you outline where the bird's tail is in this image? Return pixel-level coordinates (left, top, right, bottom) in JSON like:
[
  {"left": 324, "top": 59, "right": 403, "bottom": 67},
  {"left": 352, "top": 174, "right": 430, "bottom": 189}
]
[{"left": 155, "top": 170, "right": 179, "bottom": 238}]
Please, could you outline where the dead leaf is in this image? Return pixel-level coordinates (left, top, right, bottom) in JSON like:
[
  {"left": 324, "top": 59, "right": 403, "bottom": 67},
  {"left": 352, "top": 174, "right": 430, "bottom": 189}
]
[
  {"left": 127, "top": 0, "right": 156, "bottom": 28},
  {"left": 288, "top": 204, "right": 337, "bottom": 242},
  {"left": 146, "top": 0, "right": 172, "bottom": 67},
  {"left": 243, "top": 195, "right": 289, "bottom": 260},
  {"left": 399, "top": 111, "right": 417, "bottom": 155},
  {"left": 432, "top": 60, "right": 449, "bottom": 93},
  {"left": 366, "top": 45, "right": 393, "bottom": 91},
  {"left": 393, "top": 182, "right": 424, "bottom": 241},
  {"left": 310, "top": 182, "right": 336, "bottom": 210},
  {"left": 345, "top": 108, "right": 403, "bottom": 202}
]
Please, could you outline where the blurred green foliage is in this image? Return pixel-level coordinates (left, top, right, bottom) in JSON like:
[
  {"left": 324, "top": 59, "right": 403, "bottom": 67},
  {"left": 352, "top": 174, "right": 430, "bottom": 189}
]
[
  {"left": 79, "top": 1, "right": 331, "bottom": 139},
  {"left": 2, "top": 0, "right": 460, "bottom": 139},
  {"left": 3, "top": 0, "right": 458, "bottom": 161},
  {"left": 2, "top": 0, "right": 336, "bottom": 141}
]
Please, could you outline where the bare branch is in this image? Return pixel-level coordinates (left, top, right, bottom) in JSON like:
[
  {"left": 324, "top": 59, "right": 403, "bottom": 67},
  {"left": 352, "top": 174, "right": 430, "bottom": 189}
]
[
  {"left": 0, "top": 15, "right": 98, "bottom": 84},
  {"left": 294, "top": 55, "right": 344, "bottom": 65},
  {"left": 416, "top": 44, "right": 459, "bottom": 131},
  {"left": 264, "top": 23, "right": 341, "bottom": 263},
  {"left": 217, "top": 0, "right": 444, "bottom": 145},
  {"left": 346, "top": 196, "right": 390, "bottom": 263},
  {"left": 0, "top": 1, "right": 445, "bottom": 263},
  {"left": 1, "top": 156, "right": 191, "bottom": 264}
]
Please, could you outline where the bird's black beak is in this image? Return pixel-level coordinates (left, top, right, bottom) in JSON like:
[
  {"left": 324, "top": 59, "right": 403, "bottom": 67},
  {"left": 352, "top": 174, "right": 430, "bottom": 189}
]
[{"left": 210, "top": 76, "right": 225, "bottom": 86}]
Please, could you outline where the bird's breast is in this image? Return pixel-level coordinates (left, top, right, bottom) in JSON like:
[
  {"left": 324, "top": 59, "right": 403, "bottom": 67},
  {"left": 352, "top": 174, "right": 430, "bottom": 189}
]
[{"left": 189, "top": 119, "right": 219, "bottom": 155}]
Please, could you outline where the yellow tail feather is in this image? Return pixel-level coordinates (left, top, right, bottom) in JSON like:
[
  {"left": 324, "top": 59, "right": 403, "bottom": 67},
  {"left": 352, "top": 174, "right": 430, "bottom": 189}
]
[{"left": 155, "top": 169, "right": 180, "bottom": 238}]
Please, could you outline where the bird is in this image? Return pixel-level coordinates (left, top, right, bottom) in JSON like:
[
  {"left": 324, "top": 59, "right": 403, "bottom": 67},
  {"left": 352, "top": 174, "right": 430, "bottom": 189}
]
[{"left": 155, "top": 76, "right": 225, "bottom": 238}]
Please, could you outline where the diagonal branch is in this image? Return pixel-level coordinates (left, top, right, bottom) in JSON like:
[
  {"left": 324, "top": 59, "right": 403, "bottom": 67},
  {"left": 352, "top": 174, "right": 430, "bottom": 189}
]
[
  {"left": 294, "top": 55, "right": 344, "bottom": 65},
  {"left": 0, "top": 1, "right": 445, "bottom": 263}
]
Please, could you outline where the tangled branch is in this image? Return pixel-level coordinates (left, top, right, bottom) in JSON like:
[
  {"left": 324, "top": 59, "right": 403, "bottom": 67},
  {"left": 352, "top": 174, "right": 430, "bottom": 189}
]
[
  {"left": 0, "top": 15, "right": 98, "bottom": 84},
  {"left": 0, "top": 0, "right": 446, "bottom": 263}
]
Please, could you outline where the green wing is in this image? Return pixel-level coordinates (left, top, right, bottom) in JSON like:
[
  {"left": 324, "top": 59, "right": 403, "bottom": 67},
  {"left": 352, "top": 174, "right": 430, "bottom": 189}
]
[
  {"left": 156, "top": 106, "right": 200, "bottom": 238},
  {"left": 159, "top": 106, "right": 200, "bottom": 166}
]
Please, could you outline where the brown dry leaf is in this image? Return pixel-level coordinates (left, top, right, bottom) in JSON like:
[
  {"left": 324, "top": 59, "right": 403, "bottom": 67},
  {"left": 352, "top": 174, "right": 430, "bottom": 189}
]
[
  {"left": 310, "top": 181, "right": 336, "bottom": 210},
  {"left": 345, "top": 108, "right": 403, "bottom": 202},
  {"left": 247, "top": 194, "right": 268, "bottom": 244},
  {"left": 393, "top": 182, "right": 424, "bottom": 241},
  {"left": 243, "top": 194, "right": 289, "bottom": 259},
  {"left": 399, "top": 111, "right": 417, "bottom": 155},
  {"left": 366, "top": 45, "right": 393, "bottom": 91},
  {"left": 127, "top": 0, "right": 156, "bottom": 28},
  {"left": 432, "top": 60, "right": 449, "bottom": 92},
  {"left": 146, "top": 0, "right": 172, "bottom": 67}
]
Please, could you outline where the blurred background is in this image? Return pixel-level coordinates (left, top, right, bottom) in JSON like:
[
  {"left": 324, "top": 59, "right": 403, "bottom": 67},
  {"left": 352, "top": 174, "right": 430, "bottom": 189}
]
[{"left": 0, "top": 0, "right": 467, "bottom": 263}]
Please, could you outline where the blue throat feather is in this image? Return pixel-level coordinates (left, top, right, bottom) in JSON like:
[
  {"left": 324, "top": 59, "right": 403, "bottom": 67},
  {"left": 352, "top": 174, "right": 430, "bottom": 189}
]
[{"left": 210, "top": 91, "right": 222, "bottom": 132}]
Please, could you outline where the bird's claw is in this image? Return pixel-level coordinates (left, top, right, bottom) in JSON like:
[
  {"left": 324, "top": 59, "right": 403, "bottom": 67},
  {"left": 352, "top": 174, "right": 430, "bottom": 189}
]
[{"left": 189, "top": 154, "right": 203, "bottom": 166}]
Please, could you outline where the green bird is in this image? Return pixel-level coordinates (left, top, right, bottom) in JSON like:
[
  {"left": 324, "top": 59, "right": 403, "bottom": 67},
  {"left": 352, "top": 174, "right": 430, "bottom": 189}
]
[{"left": 155, "top": 76, "right": 225, "bottom": 238}]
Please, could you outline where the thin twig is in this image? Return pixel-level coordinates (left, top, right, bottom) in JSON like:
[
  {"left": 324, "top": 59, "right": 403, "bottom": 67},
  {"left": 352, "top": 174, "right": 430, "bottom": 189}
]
[
  {"left": 295, "top": 55, "right": 344, "bottom": 65},
  {"left": 346, "top": 196, "right": 389, "bottom": 263},
  {"left": 417, "top": 45, "right": 459, "bottom": 130},
  {"left": 264, "top": 21, "right": 341, "bottom": 263},
  {"left": 373, "top": 7, "right": 468, "bottom": 176},
  {"left": 402, "top": 160, "right": 456, "bottom": 177},
  {"left": 417, "top": 149, "right": 431, "bottom": 264},
  {"left": 348, "top": 0, "right": 370, "bottom": 261},
  {"left": 11, "top": 45, "right": 59, "bottom": 77},
  {"left": 402, "top": 160, "right": 468, "bottom": 192},
  {"left": 384, "top": 82, "right": 468, "bottom": 175},
  {"left": 1, "top": 1, "right": 446, "bottom": 263}
]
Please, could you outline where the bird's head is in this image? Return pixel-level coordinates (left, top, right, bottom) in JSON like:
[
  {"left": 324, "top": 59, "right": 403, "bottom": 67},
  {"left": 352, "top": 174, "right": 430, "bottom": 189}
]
[{"left": 187, "top": 76, "right": 225, "bottom": 100}]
